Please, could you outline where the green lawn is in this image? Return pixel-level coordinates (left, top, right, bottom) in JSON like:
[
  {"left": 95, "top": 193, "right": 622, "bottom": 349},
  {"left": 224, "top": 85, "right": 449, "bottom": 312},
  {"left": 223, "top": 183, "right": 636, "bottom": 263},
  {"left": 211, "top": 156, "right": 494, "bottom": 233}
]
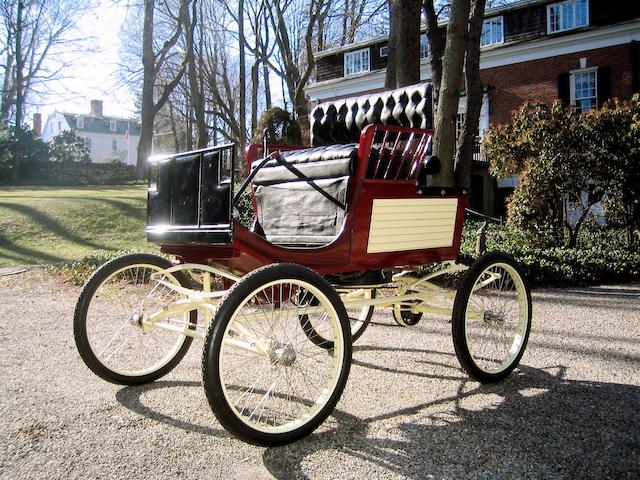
[{"left": 0, "top": 185, "right": 154, "bottom": 267}]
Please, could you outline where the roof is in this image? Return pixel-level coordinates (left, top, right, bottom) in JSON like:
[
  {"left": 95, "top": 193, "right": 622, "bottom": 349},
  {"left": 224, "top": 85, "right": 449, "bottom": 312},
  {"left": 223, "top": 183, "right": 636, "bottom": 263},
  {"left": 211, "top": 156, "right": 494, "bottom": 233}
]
[
  {"left": 62, "top": 113, "right": 141, "bottom": 136},
  {"left": 315, "top": 0, "right": 551, "bottom": 59}
]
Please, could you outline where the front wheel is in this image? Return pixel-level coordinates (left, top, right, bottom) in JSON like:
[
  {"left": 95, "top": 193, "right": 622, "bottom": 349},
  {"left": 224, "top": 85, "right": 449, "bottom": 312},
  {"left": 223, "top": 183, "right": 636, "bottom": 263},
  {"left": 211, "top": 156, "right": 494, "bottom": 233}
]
[
  {"left": 452, "top": 252, "right": 532, "bottom": 384},
  {"left": 202, "top": 263, "right": 352, "bottom": 447},
  {"left": 73, "top": 253, "right": 196, "bottom": 385}
]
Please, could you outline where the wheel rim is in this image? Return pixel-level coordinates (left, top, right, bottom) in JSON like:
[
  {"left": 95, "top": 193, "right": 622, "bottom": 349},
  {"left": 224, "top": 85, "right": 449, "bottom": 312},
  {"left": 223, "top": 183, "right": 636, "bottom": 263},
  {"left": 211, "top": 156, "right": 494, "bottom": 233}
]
[
  {"left": 84, "top": 263, "right": 190, "bottom": 377},
  {"left": 219, "top": 279, "right": 345, "bottom": 434},
  {"left": 464, "top": 262, "right": 529, "bottom": 374}
]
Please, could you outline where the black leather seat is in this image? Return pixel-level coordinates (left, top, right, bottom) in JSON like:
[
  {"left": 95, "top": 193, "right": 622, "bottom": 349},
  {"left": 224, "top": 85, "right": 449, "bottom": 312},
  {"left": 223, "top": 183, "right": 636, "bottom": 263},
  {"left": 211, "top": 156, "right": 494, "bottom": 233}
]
[{"left": 251, "top": 144, "right": 357, "bottom": 185}]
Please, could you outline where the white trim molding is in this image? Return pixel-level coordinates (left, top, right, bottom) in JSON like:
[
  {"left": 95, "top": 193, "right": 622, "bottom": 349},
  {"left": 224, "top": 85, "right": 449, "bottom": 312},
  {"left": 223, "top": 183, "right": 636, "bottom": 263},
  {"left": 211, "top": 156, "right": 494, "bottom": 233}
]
[{"left": 306, "top": 20, "right": 640, "bottom": 101}]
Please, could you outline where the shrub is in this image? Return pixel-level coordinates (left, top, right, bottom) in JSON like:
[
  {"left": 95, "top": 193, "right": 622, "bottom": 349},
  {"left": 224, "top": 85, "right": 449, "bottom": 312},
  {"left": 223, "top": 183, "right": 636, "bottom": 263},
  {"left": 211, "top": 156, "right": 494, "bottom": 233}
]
[
  {"left": 45, "top": 250, "right": 154, "bottom": 285},
  {"left": 460, "top": 220, "right": 640, "bottom": 286},
  {"left": 251, "top": 107, "right": 302, "bottom": 146},
  {"left": 49, "top": 130, "right": 91, "bottom": 163},
  {"left": 484, "top": 95, "right": 640, "bottom": 248}
]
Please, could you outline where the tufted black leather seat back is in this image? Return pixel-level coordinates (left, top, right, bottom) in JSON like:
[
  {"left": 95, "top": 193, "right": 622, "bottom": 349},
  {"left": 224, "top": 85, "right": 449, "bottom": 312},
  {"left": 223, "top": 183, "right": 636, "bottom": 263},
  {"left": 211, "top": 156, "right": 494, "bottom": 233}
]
[{"left": 310, "top": 82, "right": 432, "bottom": 147}]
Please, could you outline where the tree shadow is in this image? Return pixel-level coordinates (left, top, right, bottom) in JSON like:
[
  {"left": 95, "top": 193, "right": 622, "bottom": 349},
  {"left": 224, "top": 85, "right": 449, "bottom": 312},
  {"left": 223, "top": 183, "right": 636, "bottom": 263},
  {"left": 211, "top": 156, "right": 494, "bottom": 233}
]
[
  {"left": 261, "top": 360, "right": 640, "bottom": 479},
  {"left": 111, "top": 347, "right": 639, "bottom": 479},
  {"left": 0, "top": 232, "right": 66, "bottom": 264},
  {"left": 534, "top": 289, "right": 640, "bottom": 312},
  {"left": 0, "top": 201, "right": 115, "bottom": 252}
]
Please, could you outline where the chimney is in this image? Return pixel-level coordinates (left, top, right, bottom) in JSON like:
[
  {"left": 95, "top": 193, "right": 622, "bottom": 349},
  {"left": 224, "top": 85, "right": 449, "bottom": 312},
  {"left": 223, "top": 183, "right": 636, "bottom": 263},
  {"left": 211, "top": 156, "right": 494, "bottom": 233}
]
[
  {"left": 90, "top": 99, "right": 103, "bottom": 117},
  {"left": 33, "top": 113, "right": 42, "bottom": 137}
]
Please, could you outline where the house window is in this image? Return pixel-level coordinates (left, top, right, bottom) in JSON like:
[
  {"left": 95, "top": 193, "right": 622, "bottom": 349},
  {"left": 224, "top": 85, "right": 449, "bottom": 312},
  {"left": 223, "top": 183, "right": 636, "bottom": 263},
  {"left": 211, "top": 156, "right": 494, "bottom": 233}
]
[
  {"left": 481, "top": 17, "right": 504, "bottom": 47},
  {"left": 77, "top": 116, "right": 84, "bottom": 129},
  {"left": 112, "top": 139, "right": 117, "bottom": 151},
  {"left": 456, "top": 113, "right": 465, "bottom": 140},
  {"left": 547, "top": 0, "right": 588, "bottom": 34},
  {"left": 380, "top": 45, "right": 388, "bottom": 57},
  {"left": 571, "top": 68, "right": 597, "bottom": 112},
  {"left": 344, "top": 48, "right": 370, "bottom": 76},
  {"left": 109, "top": 120, "right": 117, "bottom": 132},
  {"left": 420, "top": 34, "right": 429, "bottom": 60}
]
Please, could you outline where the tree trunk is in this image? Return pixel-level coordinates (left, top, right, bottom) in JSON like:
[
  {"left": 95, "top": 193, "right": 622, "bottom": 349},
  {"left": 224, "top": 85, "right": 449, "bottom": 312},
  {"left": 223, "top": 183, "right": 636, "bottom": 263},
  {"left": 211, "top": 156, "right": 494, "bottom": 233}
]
[
  {"left": 454, "top": 0, "right": 486, "bottom": 189},
  {"left": 11, "top": 0, "right": 24, "bottom": 183},
  {"left": 137, "top": 0, "right": 156, "bottom": 177},
  {"left": 385, "top": 0, "right": 421, "bottom": 89},
  {"left": 250, "top": 11, "right": 260, "bottom": 138},
  {"left": 238, "top": 0, "right": 247, "bottom": 153},
  {"left": 431, "top": 0, "right": 471, "bottom": 187},
  {"left": 423, "top": 0, "right": 444, "bottom": 111},
  {"left": 186, "top": 3, "right": 207, "bottom": 148},
  {"left": 262, "top": 62, "right": 271, "bottom": 109}
]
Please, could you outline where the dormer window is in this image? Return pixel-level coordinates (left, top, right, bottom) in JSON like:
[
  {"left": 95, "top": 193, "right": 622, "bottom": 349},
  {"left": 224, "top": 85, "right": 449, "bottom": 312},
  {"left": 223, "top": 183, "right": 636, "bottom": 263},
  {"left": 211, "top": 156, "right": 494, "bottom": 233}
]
[
  {"left": 109, "top": 120, "right": 117, "bottom": 132},
  {"left": 77, "top": 116, "right": 84, "bottom": 129},
  {"left": 547, "top": 0, "right": 588, "bottom": 34},
  {"left": 481, "top": 16, "right": 504, "bottom": 47},
  {"left": 344, "top": 48, "right": 370, "bottom": 76}
]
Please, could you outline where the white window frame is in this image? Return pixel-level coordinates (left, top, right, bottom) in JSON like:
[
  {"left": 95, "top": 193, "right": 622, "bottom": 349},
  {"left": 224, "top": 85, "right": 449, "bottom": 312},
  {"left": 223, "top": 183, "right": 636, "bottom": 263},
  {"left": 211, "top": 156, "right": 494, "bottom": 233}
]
[
  {"left": 481, "top": 16, "right": 504, "bottom": 47},
  {"left": 77, "top": 116, "right": 84, "bottom": 129},
  {"left": 570, "top": 66, "right": 598, "bottom": 112},
  {"left": 109, "top": 120, "right": 117, "bottom": 132},
  {"left": 344, "top": 48, "right": 370, "bottom": 76},
  {"left": 547, "top": 0, "right": 589, "bottom": 34},
  {"left": 420, "top": 34, "right": 429, "bottom": 60},
  {"left": 380, "top": 45, "right": 388, "bottom": 57}
]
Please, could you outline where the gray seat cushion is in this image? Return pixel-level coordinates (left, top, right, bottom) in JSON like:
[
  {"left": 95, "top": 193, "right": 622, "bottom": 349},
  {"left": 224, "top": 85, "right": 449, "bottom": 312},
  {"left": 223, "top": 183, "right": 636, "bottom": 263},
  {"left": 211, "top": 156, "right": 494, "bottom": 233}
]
[{"left": 254, "top": 177, "right": 348, "bottom": 246}]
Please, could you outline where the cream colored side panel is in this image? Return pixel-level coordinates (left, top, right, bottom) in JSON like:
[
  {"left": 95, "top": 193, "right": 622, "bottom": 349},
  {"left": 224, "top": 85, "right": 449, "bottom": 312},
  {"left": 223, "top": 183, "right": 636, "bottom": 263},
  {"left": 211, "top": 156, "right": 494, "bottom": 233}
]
[{"left": 367, "top": 198, "right": 458, "bottom": 253}]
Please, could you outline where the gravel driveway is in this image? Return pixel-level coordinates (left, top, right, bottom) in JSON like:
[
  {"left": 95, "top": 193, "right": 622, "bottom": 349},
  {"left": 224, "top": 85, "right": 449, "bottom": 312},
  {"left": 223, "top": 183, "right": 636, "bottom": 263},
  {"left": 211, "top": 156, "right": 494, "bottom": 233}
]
[{"left": 1, "top": 270, "right": 638, "bottom": 479}]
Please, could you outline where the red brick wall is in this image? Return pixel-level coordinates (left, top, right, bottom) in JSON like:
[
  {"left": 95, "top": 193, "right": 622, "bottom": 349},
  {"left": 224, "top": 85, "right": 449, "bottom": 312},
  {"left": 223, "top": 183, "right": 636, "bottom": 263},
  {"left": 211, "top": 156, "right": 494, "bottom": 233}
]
[{"left": 482, "top": 43, "right": 637, "bottom": 125}]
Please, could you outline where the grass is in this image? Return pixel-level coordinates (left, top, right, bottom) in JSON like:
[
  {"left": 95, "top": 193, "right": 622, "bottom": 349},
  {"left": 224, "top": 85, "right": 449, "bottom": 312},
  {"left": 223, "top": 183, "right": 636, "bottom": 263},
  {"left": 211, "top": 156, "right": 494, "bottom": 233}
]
[{"left": 0, "top": 185, "right": 154, "bottom": 267}]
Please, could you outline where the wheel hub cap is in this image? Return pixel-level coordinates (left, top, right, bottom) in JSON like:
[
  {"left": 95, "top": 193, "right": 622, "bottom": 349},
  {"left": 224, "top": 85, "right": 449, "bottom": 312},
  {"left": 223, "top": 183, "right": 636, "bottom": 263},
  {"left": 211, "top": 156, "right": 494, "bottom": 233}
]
[
  {"left": 483, "top": 310, "right": 504, "bottom": 324},
  {"left": 269, "top": 342, "right": 296, "bottom": 366}
]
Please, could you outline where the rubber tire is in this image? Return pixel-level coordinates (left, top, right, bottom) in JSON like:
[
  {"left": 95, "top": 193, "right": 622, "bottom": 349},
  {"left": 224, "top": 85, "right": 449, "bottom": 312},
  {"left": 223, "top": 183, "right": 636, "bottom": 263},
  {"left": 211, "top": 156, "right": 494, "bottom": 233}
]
[
  {"left": 74, "top": 253, "right": 196, "bottom": 386},
  {"left": 349, "top": 289, "right": 375, "bottom": 343},
  {"left": 202, "top": 263, "right": 352, "bottom": 447},
  {"left": 452, "top": 252, "right": 532, "bottom": 384},
  {"left": 301, "top": 289, "right": 375, "bottom": 349}
]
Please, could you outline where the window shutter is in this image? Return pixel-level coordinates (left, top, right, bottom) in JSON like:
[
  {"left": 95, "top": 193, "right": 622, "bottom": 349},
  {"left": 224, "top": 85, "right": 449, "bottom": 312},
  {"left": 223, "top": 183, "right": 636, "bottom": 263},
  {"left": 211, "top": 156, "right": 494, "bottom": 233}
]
[
  {"left": 597, "top": 66, "right": 612, "bottom": 108},
  {"left": 557, "top": 72, "right": 570, "bottom": 105}
]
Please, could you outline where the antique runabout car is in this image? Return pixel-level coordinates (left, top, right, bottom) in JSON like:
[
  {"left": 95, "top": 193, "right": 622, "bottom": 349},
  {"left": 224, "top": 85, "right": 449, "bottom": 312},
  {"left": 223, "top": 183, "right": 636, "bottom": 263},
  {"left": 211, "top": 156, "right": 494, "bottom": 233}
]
[{"left": 73, "top": 82, "right": 532, "bottom": 446}]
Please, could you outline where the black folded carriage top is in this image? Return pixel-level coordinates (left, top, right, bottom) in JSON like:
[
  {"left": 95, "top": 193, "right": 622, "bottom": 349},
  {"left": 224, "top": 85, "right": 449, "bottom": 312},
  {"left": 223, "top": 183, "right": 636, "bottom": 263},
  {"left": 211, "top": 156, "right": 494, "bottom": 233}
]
[{"left": 251, "top": 82, "right": 432, "bottom": 247}]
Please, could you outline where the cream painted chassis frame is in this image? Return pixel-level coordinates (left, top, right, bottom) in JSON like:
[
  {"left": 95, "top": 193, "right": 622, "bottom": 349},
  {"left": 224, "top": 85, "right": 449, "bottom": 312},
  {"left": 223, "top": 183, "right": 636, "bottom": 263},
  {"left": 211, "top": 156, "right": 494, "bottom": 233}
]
[{"left": 142, "top": 262, "right": 484, "bottom": 351}]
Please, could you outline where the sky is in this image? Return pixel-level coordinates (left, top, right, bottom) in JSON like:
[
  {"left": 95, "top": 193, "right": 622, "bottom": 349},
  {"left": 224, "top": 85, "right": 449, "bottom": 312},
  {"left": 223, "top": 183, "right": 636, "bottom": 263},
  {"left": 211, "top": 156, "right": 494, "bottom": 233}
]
[
  {"left": 39, "top": 1, "right": 137, "bottom": 122},
  {"left": 37, "top": 0, "right": 286, "bottom": 125}
]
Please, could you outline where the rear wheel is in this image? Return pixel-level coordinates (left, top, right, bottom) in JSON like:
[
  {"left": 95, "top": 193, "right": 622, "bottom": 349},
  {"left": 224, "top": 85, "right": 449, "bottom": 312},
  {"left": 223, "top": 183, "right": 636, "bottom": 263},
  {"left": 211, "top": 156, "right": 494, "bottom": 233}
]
[
  {"left": 452, "top": 252, "right": 532, "bottom": 383},
  {"left": 74, "top": 253, "right": 196, "bottom": 385},
  {"left": 392, "top": 289, "right": 423, "bottom": 326},
  {"left": 300, "top": 288, "right": 375, "bottom": 348},
  {"left": 202, "top": 263, "right": 352, "bottom": 446}
]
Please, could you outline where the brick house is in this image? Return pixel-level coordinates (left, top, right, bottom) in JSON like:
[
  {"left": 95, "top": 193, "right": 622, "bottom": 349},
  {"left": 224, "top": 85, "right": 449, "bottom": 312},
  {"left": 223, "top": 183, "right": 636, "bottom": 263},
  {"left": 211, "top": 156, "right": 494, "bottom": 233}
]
[{"left": 305, "top": 0, "right": 640, "bottom": 216}]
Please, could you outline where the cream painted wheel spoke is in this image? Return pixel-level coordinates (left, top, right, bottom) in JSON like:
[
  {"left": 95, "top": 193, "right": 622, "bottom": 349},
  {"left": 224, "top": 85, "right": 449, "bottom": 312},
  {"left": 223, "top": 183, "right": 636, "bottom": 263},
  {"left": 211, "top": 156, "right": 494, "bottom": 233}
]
[
  {"left": 464, "top": 263, "right": 528, "bottom": 374},
  {"left": 453, "top": 253, "right": 532, "bottom": 383},
  {"left": 204, "top": 264, "right": 351, "bottom": 445},
  {"left": 81, "top": 259, "right": 192, "bottom": 379}
]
